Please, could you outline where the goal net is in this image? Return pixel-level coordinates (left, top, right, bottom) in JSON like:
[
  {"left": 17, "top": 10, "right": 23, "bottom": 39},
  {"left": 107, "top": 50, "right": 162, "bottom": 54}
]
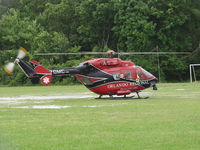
[{"left": 189, "top": 64, "right": 200, "bottom": 82}]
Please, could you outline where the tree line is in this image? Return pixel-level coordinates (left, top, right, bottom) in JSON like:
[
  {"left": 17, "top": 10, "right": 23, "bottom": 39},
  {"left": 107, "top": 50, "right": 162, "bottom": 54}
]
[{"left": 0, "top": 0, "right": 200, "bottom": 85}]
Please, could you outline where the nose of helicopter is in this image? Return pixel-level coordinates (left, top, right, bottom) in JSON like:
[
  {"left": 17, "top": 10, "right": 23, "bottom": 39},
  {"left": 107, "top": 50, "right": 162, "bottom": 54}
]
[
  {"left": 138, "top": 67, "right": 158, "bottom": 90},
  {"left": 150, "top": 77, "right": 158, "bottom": 90}
]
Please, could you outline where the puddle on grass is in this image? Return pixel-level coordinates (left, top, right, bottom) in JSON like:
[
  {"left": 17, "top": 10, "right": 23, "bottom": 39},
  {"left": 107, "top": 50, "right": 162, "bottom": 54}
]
[
  {"left": 0, "top": 100, "right": 54, "bottom": 105},
  {"left": 14, "top": 105, "right": 72, "bottom": 109},
  {"left": 0, "top": 94, "right": 95, "bottom": 105},
  {"left": 175, "top": 89, "right": 185, "bottom": 91},
  {"left": 0, "top": 92, "right": 152, "bottom": 109},
  {"left": 0, "top": 92, "right": 152, "bottom": 105},
  {"left": 82, "top": 103, "right": 128, "bottom": 108},
  {"left": 0, "top": 95, "right": 95, "bottom": 101},
  {"left": 12, "top": 103, "right": 128, "bottom": 109}
]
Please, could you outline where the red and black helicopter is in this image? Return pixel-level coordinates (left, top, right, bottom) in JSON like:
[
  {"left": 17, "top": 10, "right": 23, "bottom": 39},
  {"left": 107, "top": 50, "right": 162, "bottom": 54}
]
[{"left": 4, "top": 47, "right": 159, "bottom": 99}]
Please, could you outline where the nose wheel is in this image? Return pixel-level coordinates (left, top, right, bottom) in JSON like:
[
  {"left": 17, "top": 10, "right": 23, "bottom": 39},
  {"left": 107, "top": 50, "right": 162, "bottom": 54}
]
[{"left": 153, "top": 85, "right": 157, "bottom": 90}]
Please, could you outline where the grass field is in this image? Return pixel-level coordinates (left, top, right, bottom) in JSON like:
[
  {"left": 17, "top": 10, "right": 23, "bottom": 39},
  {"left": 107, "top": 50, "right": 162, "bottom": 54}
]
[{"left": 0, "top": 83, "right": 200, "bottom": 150}]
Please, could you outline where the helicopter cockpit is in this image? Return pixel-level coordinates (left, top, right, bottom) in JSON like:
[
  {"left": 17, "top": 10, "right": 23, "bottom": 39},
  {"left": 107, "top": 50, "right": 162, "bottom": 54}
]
[{"left": 136, "top": 66, "right": 154, "bottom": 80}]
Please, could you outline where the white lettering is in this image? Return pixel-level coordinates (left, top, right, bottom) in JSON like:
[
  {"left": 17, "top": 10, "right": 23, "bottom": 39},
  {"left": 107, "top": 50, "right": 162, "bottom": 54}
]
[
  {"left": 50, "top": 69, "right": 67, "bottom": 74},
  {"left": 107, "top": 81, "right": 150, "bottom": 89},
  {"left": 107, "top": 83, "right": 129, "bottom": 89}
]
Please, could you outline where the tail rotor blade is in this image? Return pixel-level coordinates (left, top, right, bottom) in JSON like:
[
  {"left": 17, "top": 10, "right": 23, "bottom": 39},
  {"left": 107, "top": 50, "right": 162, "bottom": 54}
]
[
  {"left": 3, "top": 47, "right": 29, "bottom": 75},
  {"left": 3, "top": 62, "right": 15, "bottom": 75},
  {"left": 17, "top": 47, "right": 29, "bottom": 59}
]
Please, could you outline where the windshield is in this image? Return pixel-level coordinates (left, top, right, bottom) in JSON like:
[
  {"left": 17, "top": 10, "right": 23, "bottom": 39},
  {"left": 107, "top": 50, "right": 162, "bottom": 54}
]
[{"left": 141, "top": 68, "right": 153, "bottom": 78}]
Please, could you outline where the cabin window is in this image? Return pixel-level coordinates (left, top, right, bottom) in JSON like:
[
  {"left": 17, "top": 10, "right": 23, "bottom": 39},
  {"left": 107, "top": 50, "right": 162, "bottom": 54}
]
[
  {"left": 113, "top": 73, "right": 120, "bottom": 80},
  {"left": 125, "top": 72, "right": 132, "bottom": 80},
  {"left": 100, "top": 59, "right": 119, "bottom": 66},
  {"left": 136, "top": 68, "right": 143, "bottom": 79}
]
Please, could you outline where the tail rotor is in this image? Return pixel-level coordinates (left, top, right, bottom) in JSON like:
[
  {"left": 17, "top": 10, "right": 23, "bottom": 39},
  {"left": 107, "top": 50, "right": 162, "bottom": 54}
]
[
  {"left": 3, "top": 62, "right": 15, "bottom": 75},
  {"left": 3, "top": 47, "right": 29, "bottom": 75},
  {"left": 17, "top": 47, "right": 29, "bottom": 59}
]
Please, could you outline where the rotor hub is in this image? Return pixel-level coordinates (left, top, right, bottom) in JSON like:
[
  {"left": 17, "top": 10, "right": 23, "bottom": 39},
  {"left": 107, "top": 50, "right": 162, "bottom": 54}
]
[{"left": 107, "top": 50, "right": 116, "bottom": 57}]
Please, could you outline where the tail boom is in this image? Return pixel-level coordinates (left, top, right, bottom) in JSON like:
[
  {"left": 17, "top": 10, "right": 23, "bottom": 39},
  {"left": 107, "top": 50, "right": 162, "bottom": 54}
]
[{"left": 13, "top": 59, "right": 79, "bottom": 86}]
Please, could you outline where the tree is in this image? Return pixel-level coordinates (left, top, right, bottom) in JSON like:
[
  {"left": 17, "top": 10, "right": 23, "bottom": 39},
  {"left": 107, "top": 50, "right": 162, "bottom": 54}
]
[
  {"left": 0, "top": 0, "right": 200, "bottom": 85},
  {"left": 113, "top": 0, "right": 197, "bottom": 81}
]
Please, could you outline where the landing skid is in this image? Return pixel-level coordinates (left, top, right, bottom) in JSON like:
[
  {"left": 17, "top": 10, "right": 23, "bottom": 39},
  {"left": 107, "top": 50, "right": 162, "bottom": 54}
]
[{"left": 96, "top": 92, "right": 149, "bottom": 100}]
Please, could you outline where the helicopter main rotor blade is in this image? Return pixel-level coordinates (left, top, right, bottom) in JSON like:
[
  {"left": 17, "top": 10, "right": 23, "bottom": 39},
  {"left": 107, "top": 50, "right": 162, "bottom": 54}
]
[
  {"left": 35, "top": 51, "right": 191, "bottom": 56},
  {"left": 35, "top": 52, "right": 107, "bottom": 56},
  {"left": 119, "top": 52, "right": 191, "bottom": 55}
]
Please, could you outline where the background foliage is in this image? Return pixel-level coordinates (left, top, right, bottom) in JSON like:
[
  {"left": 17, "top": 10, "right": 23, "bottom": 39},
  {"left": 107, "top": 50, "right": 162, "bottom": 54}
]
[{"left": 0, "top": 0, "right": 200, "bottom": 85}]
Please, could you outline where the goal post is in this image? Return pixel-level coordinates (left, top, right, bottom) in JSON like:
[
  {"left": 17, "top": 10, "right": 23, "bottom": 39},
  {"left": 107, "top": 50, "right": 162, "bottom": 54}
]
[{"left": 189, "top": 64, "right": 200, "bottom": 83}]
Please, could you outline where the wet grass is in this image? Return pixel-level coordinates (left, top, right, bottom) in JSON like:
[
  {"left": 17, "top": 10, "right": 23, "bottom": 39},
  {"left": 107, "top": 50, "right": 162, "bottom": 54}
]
[{"left": 0, "top": 83, "right": 200, "bottom": 150}]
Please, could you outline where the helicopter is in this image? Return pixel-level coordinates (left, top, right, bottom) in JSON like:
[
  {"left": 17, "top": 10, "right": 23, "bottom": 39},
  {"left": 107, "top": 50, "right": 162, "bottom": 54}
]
[{"left": 3, "top": 47, "right": 160, "bottom": 99}]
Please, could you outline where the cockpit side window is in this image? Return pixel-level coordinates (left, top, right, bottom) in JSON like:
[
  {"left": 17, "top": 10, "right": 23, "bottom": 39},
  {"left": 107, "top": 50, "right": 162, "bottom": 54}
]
[
  {"left": 136, "top": 67, "right": 143, "bottom": 79},
  {"left": 125, "top": 72, "right": 132, "bottom": 80},
  {"left": 113, "top": 73, "right": 120, "bottom": 80}
]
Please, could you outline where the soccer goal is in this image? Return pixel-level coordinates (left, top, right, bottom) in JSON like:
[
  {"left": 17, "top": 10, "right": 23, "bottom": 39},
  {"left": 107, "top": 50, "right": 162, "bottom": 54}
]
[{"left": 189, "top": 64, "right": 200, "bottom": 82}]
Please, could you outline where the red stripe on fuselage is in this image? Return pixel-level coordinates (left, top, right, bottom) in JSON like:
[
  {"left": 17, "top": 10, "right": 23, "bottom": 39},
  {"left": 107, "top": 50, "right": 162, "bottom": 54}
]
[{"left": 34, "top": 66, "right": 51, "bottom": 74}]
